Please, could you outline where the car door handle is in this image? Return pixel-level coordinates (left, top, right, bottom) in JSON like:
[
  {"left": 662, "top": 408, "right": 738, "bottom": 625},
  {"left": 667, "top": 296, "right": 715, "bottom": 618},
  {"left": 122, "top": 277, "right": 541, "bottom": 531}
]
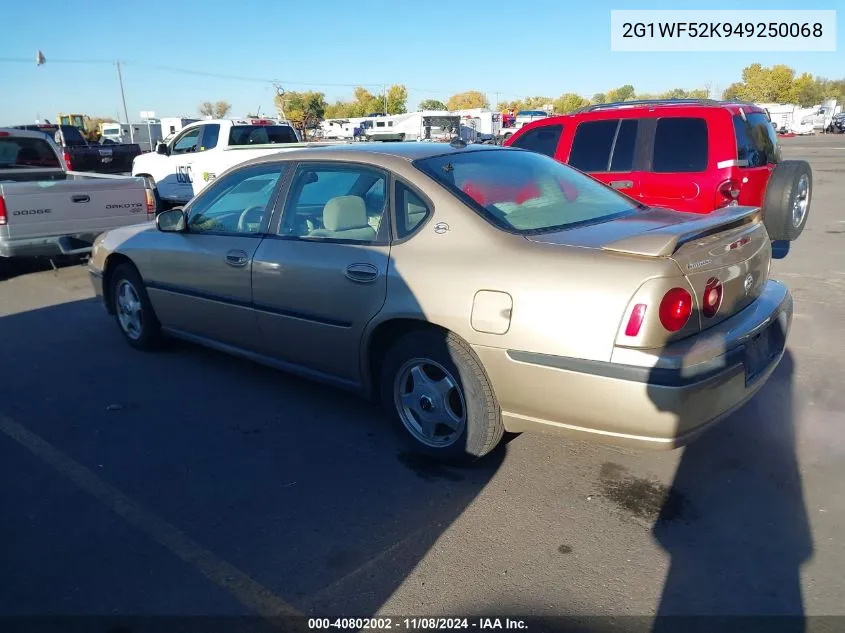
[
  {"left": 345, "top": 263, "right": 379, "bottom": 283},
  {"left": 609, "top": 180, "right": 633, "bottom": 190},
  {"left": 71, "top": 194, "right": 90, "bottom": 203},
  {"left": 225, "top": 250, "right": 249, "bottom": 267}
]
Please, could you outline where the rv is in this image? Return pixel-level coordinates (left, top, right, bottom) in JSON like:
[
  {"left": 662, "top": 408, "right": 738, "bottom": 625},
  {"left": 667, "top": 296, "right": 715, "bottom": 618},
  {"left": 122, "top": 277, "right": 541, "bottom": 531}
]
[
  {"left": 451, "top": 108, "right": 502, "bottom": 142},
  {"left": 362, "top": 110, "right": 461, "bottom": 142}
]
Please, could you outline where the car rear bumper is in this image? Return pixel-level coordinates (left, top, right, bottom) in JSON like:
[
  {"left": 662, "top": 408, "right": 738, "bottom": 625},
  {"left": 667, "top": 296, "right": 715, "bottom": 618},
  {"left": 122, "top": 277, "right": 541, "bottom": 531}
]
[
  {"left": 0, "top": 234, "right": 98, "bottom": 258},
  {"left": 473, "top": 279, "right": 792, "bottom": 449}
]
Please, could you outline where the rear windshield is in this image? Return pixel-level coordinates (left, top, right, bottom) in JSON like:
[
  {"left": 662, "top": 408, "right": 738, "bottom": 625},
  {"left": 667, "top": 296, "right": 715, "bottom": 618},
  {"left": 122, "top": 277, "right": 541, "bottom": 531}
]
[
  {"left": 414, "top": 148, "right": 642, "bottom": 234},
  {"left": 228, "top": 125, "right": 298, "bottom": 145},
  {"left": 0, "top": 136, "right": 61, "bottom": 169}
]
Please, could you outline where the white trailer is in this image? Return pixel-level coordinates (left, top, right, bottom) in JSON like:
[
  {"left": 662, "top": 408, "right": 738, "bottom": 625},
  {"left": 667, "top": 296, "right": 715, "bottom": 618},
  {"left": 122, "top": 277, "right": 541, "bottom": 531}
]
[
  {"left": 159, "top": 117, "right": 200, "bottom": 142},
  {"left": 451, "top": 108, "right": 502, "bottom": 142},
  {"left": 100, "top": 121, "right": 164, "bottom": 152}
]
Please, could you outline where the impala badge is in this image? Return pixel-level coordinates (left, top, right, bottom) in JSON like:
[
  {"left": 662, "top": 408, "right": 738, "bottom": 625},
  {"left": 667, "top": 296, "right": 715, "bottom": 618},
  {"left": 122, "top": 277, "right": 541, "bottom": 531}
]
[
  {"left": 744, "top": 273, "right": 754, "bottom": 295},
  {"left": 687, "top": 258, "right": 712, "bottom": 271}
]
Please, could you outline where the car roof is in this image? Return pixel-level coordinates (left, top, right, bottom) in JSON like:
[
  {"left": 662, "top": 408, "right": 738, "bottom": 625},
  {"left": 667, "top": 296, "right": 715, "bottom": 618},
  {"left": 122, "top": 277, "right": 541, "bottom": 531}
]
[
  {"left": 237, "top": 141, "right": 505, "bottom": 170},
  {"left": 0, "top": 127, "right": 58, "bottom": 140},
  {"left": 521, "top": 99, "right": 767, "bottom": 128}
]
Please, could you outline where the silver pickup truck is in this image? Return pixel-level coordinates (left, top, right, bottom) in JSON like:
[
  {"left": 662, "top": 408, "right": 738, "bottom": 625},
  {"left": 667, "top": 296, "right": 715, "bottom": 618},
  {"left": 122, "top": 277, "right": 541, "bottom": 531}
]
[{"left": 0, "top": 128, "right": 155, "bottom": 258}]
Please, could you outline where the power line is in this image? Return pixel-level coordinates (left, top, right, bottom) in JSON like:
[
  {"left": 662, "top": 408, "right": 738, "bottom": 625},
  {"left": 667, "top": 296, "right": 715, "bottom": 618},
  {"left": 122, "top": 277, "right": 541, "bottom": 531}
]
[{"left": 2, "top": 55, "right": 532, "bottom": 100}]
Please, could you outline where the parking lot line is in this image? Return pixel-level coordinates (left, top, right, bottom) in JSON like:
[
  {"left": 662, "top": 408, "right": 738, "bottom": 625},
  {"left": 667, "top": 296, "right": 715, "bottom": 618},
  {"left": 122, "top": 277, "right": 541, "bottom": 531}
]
[{"left": 0, "top": 414, "right": 302, "bottom": 621}]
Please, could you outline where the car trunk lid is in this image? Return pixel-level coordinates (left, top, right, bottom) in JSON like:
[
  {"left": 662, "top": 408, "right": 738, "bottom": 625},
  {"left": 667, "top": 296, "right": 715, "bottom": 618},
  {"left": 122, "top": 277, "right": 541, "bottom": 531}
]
[{"left": 524, "top": 205, "right": 771, "bottom": 331}]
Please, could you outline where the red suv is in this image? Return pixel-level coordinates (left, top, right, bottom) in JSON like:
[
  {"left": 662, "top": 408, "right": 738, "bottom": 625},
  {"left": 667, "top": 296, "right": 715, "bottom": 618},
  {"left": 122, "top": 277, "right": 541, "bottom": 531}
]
[{"left": 504, "top": 99, "right": 811, "bottom": 241}]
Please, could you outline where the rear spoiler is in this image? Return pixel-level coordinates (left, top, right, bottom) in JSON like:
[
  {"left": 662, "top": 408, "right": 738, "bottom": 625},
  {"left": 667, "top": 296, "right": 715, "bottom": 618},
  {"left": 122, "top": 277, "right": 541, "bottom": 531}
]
[{"left": 601, "top": 206, "right": 762, "bottom": 258}]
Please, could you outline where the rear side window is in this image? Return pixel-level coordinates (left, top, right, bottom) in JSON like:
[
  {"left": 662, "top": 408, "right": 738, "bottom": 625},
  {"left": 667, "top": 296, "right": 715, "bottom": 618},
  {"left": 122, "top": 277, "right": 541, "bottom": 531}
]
[
  {"left": 511, "top": 124, "right": 563, "bottom": 157},
  {"left": 229, "top": 125, "right": 298, "bottom": 145},
  {"left": 734, "top": 113, "right": 779, "bottom": 167},
  {"left": 0, "top": 137, "right": 61, "bottom": 168},
  {"left": 652, "top": 117, "right": 708, "bottom": 173}
]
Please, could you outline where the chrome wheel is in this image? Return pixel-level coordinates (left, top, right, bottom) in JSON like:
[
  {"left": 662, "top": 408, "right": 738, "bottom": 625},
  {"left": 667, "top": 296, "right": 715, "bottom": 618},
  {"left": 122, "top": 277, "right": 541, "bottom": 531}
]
[
  {"left": 792, "top": 174, "right": 810, "bottom": 228},
  {"left": 394, "top": 358, "right": 467, "bottom": 448},
  {"left": 116, "top": 279, "right": 143, "bottom": 340}
]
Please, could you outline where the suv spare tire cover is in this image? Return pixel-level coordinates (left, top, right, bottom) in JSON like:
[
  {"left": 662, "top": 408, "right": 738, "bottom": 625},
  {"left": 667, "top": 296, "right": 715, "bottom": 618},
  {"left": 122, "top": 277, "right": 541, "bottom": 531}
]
[{"left": 762, "top": 160, "right": 812, "bottom": 241}]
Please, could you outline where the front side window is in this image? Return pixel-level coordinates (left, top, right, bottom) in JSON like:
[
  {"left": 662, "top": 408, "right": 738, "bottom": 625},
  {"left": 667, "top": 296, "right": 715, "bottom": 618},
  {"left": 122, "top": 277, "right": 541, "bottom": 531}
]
[
  {"left": 280, "top": 165, "right": 387, "bottom": 242},
  {"left": 187, "top": 164, "right": 285, "bottom": 234},
  {"left": 172, "top": 128, "right": 200, "bottom": 155},
  {"left": 652, "top": 117, "right": 708, "bottom": 173},
  {"left": 510, "top": 124, "right": 563, "bottom": 158},
  {"left": 415, "top": 148, "right": 642, "bottom": 234}
]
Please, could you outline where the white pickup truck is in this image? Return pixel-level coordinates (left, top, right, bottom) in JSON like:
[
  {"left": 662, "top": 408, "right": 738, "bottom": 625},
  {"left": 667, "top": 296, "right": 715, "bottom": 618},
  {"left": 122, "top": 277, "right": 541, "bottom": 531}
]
[
  {"left": 132, "top": 118, "right": 347, "bottom": 206},
  {"left": 0, "top": 128, "right": 155, "bottom": 258}
]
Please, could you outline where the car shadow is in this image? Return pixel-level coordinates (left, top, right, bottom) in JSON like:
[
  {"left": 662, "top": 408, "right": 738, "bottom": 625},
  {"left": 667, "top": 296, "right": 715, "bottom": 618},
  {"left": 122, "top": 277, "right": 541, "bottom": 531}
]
[
  {"left": 0, "top": 255, "right": 86, "bottom": 282},
  {"left": 0, "top": 241, "right": 510, "bottom": 622},
  {"left": 647, "top": 346, "right": 812, "bottom": 631}
]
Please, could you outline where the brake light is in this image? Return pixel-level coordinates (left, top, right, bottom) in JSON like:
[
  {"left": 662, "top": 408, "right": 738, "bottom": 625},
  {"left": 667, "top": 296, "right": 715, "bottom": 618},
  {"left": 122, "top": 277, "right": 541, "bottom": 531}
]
[
  {"left": 0, "top": 195, "right": 7, "bottom": 226},
  {"left": 716, "top": 179, "right": 740, "bottom": 208},
  {"left": 625, "top": 303, "right": 647, "bottom": 337},
  {"left": 63, "top": 150, "right": 73, "bottom": 171},
  {"left": 659, "top": 288, "right": 692, "bottom": 332},
  {"left": 144, "top": 189, "right": 156, "bottom": 217},
  {"left": 0, "top": 131, "right": 9, "bottom": 137},
  {"left": 702, "top": 277, "right": 723, "bottom": 318}
]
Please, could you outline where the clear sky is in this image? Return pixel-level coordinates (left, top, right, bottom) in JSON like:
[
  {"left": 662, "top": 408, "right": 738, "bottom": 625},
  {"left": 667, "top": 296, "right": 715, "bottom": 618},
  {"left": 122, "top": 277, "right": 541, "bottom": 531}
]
[{"left": 1, "top": 0, "right": 841, "bottom": 124}]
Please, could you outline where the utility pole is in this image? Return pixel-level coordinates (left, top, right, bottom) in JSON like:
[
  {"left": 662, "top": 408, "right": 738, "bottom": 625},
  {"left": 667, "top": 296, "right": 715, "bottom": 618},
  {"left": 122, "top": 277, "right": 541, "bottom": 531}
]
[{"left": 116, "top": 61, "right": 133, "bottom": 143}]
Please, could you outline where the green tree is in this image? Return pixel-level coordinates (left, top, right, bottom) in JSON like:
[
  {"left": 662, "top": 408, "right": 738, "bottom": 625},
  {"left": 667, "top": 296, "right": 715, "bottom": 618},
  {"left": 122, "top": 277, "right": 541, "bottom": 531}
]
[
  {"left": 384, "top": 84, "right": 408, "bottom": 114},
  {"left": 418, "top": 99, "right": 447, "bottom": 110},
  {"left": 687, "top": 88, "right": 710, "bottom": 99},
  {"left": 274, "top": 90, "right": 327, "bottom": 139},
  {"left": 606, "top": 84, "right": 635, "bottom": 102},
  {"left": 591, "top": 93, "right": 607, "bottom": 104},
  {"left": 722, "top": 82, "right": 744, "bottom": 101},
  {"left": 553, "top": 93, "right": 589, "bottom": 113},
  {"left": 447, "top": 90, "right": 489, "bottom": 110}
]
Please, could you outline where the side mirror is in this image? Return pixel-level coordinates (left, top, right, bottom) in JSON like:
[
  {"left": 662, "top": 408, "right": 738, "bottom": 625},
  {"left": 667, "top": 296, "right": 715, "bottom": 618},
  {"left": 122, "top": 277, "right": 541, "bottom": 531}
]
[
  {"left": 156, "top": 142, "right": 169, "bottom": 155},
  {"left": 156, "top": 208, "right": 186, "bottom": 232}
]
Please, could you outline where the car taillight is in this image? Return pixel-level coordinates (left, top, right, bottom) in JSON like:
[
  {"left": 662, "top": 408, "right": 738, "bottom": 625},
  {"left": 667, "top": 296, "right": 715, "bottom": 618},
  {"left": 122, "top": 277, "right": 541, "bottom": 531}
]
[
  {"left": 716, "top": 178, "right": 740, "bottom": 208},
  {"left": 625, "top": 303, "right": 647, "bottom": 337},
  {"left": 659, "top": 288, "right": 692, "bottom": 332},
  {"left": 0, "top": 195, "right": 7, "bottom": 225},
  {"left": 63, "top": 150, "right": 73, "bottom": 171},
  {"left": 144, "top": 189, "right": 156, "bottom": 216},
  {"left": 702, "top": 277, "right": 723, "bottom": 318}
]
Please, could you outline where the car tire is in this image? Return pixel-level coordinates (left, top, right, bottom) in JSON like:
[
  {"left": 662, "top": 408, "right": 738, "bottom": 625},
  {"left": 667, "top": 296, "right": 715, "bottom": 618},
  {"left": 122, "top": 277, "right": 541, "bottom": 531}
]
[
  {"left": 110, "top": 262, "right": 162, "bottom": 351},
  {"left": 761, "top": 160, "right": 812, "bottom": 241},
  {"left": 379, "top": 328, "right": 504, "bottom": 463}
]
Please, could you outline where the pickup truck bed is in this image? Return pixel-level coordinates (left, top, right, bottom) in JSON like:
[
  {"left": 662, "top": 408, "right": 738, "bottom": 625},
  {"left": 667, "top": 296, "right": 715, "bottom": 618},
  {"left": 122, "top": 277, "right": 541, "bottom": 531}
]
[
  {"left": 1, "top": 128, "right": 154, "bottom": 258},
  {"left": 13, "top": 125, "right": 142, "bottom": 175}
]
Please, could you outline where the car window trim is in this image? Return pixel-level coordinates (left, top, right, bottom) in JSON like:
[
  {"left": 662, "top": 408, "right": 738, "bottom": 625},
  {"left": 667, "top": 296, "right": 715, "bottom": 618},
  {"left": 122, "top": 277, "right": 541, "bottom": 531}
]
[
  {"left": 267, "top": 159, "right": 392, "bottom": 247},
  {"left": 183, "top": 162, "right": 289, "bottom": 237}
]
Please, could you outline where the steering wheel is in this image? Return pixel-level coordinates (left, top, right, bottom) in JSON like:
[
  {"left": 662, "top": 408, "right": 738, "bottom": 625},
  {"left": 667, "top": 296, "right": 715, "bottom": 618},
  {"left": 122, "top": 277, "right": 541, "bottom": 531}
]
[{"left": 237, "top": 206, "right": 265, "bottom": 232}]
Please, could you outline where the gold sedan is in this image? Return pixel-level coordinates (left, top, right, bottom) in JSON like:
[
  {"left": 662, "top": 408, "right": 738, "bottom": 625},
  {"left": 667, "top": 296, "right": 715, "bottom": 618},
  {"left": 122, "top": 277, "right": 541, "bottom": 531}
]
[{"left": 89, "top": 142, "right": 792, "bottom": 462}]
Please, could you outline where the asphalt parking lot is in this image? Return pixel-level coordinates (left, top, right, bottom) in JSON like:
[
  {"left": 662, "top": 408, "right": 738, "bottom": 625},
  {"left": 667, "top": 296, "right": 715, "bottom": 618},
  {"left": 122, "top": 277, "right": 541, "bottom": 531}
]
[{"left": 1, "top": 135, "right": 844, "bottom": 627}]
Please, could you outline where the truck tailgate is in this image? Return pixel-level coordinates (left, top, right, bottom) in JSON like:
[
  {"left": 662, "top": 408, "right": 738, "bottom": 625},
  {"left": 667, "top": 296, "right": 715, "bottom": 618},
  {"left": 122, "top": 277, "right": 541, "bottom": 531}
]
[{"left": 1, "top": 175, "right": 151, "bottom": 240}]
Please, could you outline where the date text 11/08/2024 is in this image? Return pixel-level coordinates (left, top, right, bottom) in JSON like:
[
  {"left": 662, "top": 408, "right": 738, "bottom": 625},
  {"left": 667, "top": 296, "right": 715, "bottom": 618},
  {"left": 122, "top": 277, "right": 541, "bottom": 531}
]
[{"left": 308, "top": 617, "right": 529, "bottom": 630}]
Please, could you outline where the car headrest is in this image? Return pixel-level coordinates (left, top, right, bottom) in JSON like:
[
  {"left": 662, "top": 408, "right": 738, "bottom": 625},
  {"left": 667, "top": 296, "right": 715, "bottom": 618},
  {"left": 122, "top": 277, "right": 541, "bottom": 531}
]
[{"left": 323, "top": 196, "right": 368, "bottom": 231}]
